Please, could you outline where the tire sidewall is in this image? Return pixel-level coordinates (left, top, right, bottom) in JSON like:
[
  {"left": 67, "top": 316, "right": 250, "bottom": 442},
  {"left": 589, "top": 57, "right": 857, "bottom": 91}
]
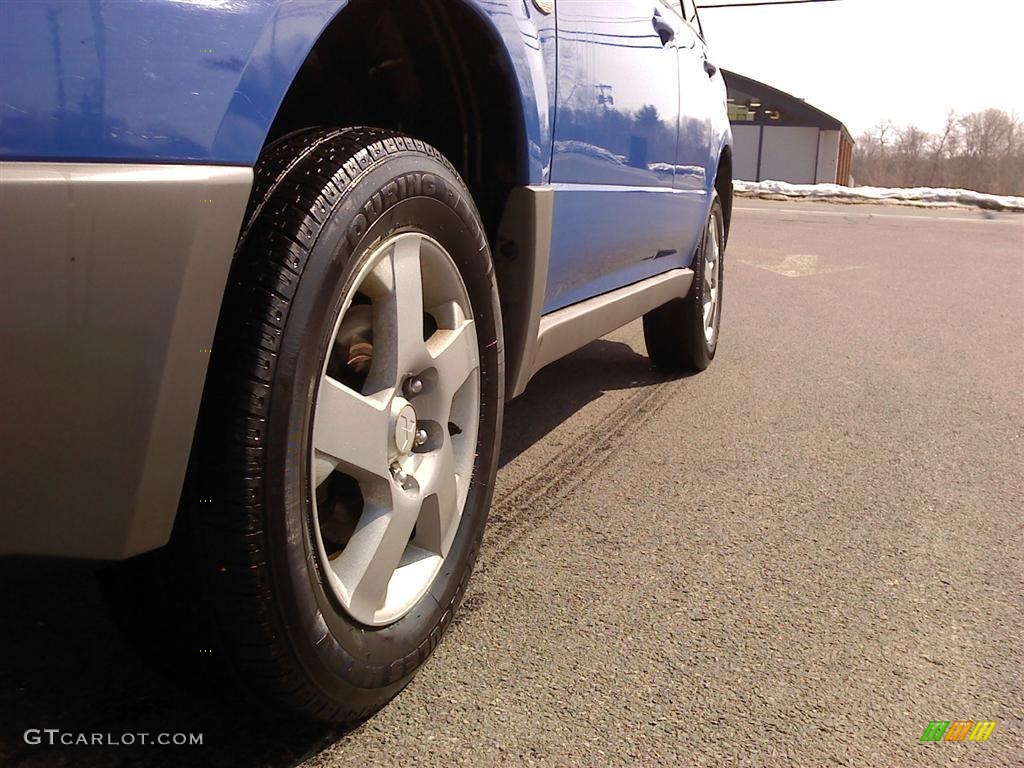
[{"left": 263, "top": 154, "right": 503, "bottom": 704}]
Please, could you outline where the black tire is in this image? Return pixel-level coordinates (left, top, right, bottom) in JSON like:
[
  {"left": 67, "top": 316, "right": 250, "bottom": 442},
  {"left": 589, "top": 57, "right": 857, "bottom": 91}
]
[
  {"left": 181, "top": 127, "right": 503, "bottom": 721},
  {"left": 643, "top": 191, "right": 725, "bottom": 373}
]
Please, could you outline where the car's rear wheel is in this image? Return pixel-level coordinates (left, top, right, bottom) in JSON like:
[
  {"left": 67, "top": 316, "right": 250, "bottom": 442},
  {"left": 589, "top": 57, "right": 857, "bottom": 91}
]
[
  {"left": 181, "top": 127, "right": 503, "bottom": 721},
  {"left": 643, "top": 191, "right": 725, "bottom": 372}
]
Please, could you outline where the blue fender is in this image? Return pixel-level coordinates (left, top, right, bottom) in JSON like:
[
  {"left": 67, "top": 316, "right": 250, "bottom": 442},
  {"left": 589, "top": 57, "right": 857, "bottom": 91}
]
[{"left": 0, "top": 0, "right": 553, "bottom": 181}]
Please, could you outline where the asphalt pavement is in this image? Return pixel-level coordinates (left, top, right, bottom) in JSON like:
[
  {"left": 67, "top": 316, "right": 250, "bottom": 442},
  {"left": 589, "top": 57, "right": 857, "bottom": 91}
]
[{"left": 2, "top": 199, "right": 1021, "bottom": 767}]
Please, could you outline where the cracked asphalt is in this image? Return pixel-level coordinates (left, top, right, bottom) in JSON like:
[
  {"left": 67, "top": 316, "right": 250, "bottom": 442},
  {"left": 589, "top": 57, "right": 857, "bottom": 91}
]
[{"left": 2, "top": 199, "right": 1021, "bottom": 767}]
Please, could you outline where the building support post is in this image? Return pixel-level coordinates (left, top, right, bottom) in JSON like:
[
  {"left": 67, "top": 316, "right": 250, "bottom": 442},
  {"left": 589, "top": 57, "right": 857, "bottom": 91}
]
[{"left": 755, "top": 125, "right": 765, "bottom": 182}]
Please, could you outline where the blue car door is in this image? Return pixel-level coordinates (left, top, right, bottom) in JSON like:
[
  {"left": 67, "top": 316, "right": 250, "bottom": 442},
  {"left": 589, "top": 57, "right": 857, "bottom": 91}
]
[
  {"left": 674, "top": 0, "right": 719, "bottom": 263},
  {"left": 545, "top": 0, "right": 684, "bottom": 312}
]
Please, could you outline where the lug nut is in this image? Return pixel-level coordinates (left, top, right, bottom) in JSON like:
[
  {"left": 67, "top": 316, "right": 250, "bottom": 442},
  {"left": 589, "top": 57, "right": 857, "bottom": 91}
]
[
  {"left": 404, "top": 377, "right": 423, "bottom": 396},
  {"left": 414, "top": 428, "right": 428, "bottom": 447},
  {"left": 390, "top": 463, "right": 409, "bottom": 485}
]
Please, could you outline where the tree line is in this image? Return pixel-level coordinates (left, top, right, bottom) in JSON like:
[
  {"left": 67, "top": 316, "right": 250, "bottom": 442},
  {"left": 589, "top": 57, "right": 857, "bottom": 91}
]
[{"left": 853, "top": 109, "right": 1024, "bottom": 196}]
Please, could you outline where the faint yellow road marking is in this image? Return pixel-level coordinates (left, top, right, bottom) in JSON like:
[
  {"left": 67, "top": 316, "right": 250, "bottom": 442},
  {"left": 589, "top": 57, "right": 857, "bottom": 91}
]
[{"left": 738, "top": 253, "right": 866, "bottom": 278}]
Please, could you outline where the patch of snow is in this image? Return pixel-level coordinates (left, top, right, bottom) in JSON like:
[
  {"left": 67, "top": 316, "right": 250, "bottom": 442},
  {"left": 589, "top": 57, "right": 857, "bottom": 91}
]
[{"left": 734, "top": 180, "right": 1024, "bottom": 213}]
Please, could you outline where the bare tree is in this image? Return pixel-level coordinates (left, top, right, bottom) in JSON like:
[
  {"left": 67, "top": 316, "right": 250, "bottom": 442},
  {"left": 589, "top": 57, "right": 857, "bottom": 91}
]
[
  {"left": 852, "top": 109, "right": 1023, "bottom": 196},
  {"left": 927, "top": 112, "right": 957, "bottom": 187}
]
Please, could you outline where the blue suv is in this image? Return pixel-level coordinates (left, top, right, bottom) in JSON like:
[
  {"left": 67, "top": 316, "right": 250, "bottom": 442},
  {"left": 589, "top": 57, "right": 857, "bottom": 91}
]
[{"left": 0, "top": 0, "right": 732, "bottom": 720}]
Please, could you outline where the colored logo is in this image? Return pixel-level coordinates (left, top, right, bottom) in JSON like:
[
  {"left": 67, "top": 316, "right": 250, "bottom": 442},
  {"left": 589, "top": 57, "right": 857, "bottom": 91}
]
[{"left": 920, "top": 720, "right": 996, "bottom": 742}]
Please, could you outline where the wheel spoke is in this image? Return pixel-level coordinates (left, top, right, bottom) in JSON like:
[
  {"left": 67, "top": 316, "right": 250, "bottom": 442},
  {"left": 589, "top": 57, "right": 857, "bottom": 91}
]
[
  {"left": 705, "top": 223, "right": 718, "bottom": 282},
  {"left": 391, "top": 236, "right": 427, "bottom": 366},
  {"left": 412, "top": 437, "right": 460, "bottom": 557},
  {"left": 428, "top": 318, "right": 479, "bottom": 405},
  {"left": 334, "top": 485, "right": 422, "bottom": 620},
  {"left": 367, "top": 236, "right": 428, "bottom": 389},
  {"left": 313, "top": 375, "right": 390, "bottom": 484}
]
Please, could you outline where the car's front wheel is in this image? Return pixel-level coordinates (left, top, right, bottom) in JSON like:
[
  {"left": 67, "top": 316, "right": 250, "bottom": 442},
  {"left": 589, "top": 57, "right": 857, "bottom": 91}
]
[{"left": 186, "top": 127, "right": 504, "bottom": 721}]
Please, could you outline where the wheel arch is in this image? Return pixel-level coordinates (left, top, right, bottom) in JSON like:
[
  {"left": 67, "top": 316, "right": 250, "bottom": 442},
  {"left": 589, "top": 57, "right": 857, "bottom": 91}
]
[
  {"left": 714, "top": 143, "right": 734, "bottom": 246},
  {"left": 257, "top": 0, "right": 542, "bottom": 231},
  {"left": 233, "top": 0, "right": 554, "bottom": 402}
]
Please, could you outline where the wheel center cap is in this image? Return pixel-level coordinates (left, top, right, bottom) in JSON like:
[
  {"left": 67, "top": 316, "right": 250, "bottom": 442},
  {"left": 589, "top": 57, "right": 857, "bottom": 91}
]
[{"left": 392, "top": 400, "right": 418, "bottom": 455}]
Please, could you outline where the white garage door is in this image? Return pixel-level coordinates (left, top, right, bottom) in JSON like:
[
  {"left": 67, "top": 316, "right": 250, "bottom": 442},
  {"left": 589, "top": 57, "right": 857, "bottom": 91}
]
[
  {"left": 731, "top": 124, "right": 761, "bottom": 181},
  {"left": 759, "top": 127, "right": 819, "bottom": 184}
]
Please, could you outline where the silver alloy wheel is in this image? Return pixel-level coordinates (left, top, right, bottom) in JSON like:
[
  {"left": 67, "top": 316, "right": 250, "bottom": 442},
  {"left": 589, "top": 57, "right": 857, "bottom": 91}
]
[
  {"left": 309, "top": 233, "right": 480, "bottom": 627},
  {"left": 702, "top": 216, "right": 721, "bottom": 344}
]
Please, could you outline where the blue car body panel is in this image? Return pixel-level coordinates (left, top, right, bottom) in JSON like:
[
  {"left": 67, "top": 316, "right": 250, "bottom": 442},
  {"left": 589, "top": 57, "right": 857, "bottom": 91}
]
[
  {"left": 1, "top": 0, "right": 295, "bottom": 165},
  {"left": 545, "top": 0, "right": 729, "bottom": 311},
  {"left": 0, "top": 0, "right": 555, "bottom": 182}
]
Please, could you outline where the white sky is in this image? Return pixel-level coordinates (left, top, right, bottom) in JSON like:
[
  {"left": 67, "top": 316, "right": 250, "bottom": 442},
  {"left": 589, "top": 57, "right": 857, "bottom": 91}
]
[{"left": 698, "top": 0, "right": 1024, "bottom": 137}]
